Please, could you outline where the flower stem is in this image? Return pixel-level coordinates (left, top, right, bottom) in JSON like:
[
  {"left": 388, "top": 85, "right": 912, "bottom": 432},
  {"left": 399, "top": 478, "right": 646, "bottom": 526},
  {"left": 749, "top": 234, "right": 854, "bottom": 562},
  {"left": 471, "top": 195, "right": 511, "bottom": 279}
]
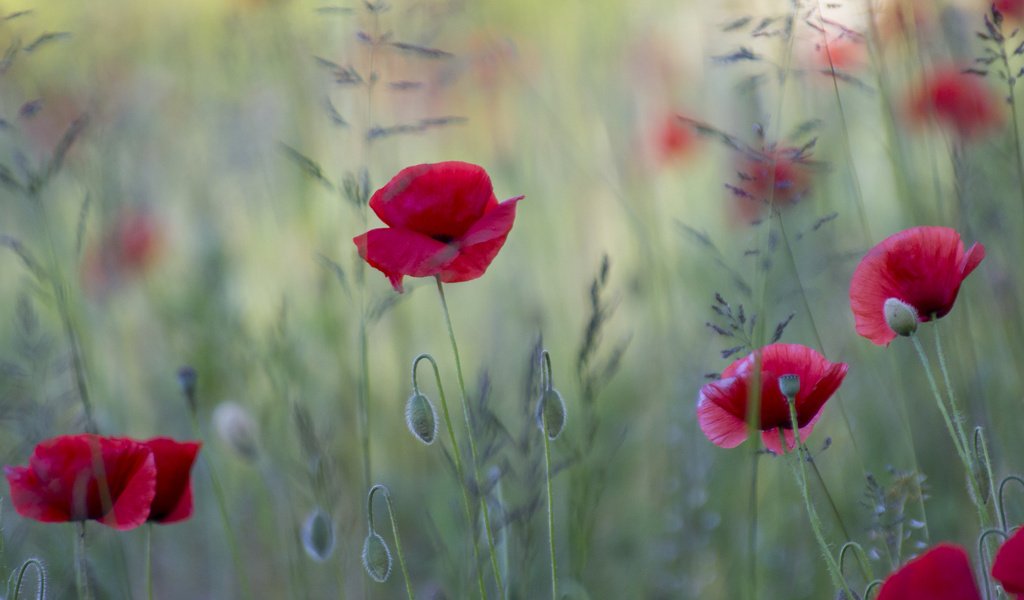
[
  {"left": 435, "top": 277, "right": 506, "bottom": 598},
  {"left": 75, "top": 522, "right": 92, "bottom": 600},
  {"left": 413, "top": 354, "right": 488, "bottom": 600},
  {"left": 909, "top": 335, "right": 990, "bottom": 528},
  {"left": 369, "top": 485, "right": 415, "bottom": 600},
  {"left": 146, "top": 523, "right": 154, "bottom": 600},
  {"left": 542, "top": 412, "right": 558, "bottom": 600},
  {"left": 747, "top": 452, "right": 759, "bottom": 600},
  {"left": 782, "top": 402, "right": 852, "bottom": 598}
]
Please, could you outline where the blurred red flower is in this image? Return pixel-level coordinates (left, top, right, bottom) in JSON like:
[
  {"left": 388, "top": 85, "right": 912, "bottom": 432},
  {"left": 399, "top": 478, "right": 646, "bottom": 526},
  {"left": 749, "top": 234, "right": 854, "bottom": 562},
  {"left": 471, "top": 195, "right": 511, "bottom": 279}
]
[
  {"left": 82, "top": 207, "right": 164, "bottom": 294},
  {"left": 877, "top": 544, "right": 981, "bottom": 600},
  {"left": 907, "top": 68, "right": 1002, "bottom": 139},
  {"left": 353, "top": 161, "right": 523, "bottom": 292},
  {"left": 653, "top": 114, "right": 696, "bottom": 164},
  {"left": 731, "top": 146, "right": 814, "bottom": 223},
  {"left": 142, "top": 438, "right": 201, "bottom": 524},
  {"left": 993, "top": 527, "right": 1024, "bottom": 597},
  {"left": 850, "top": 226, "right": 985, "bottom": 346},
  {"left": 4, "top": 434, "right": 156, "bottom": 530},
  {"left": 996, "top": 0, "right": 1024, "bottom": 22},
  {"left": 812, "top": 35, "right": 865, "bottom": 73},
  {"left": 697, "top": 343, "right": 847, "bottom": 453}
]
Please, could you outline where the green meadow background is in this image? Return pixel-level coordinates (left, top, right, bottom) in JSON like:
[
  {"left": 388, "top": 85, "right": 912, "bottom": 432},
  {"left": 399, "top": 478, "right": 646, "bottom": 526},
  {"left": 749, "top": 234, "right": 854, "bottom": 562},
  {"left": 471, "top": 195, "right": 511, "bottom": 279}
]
[{"left": 1, "top": 0, "right": 1023, "bottom": 598}]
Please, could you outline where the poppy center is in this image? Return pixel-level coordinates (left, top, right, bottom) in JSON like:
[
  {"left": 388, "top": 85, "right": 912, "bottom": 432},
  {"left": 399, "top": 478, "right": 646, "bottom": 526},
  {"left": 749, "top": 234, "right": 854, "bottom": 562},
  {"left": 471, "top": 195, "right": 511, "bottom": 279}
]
[{"left": 432, "top": 234, "right": 455, "bottom": 244}]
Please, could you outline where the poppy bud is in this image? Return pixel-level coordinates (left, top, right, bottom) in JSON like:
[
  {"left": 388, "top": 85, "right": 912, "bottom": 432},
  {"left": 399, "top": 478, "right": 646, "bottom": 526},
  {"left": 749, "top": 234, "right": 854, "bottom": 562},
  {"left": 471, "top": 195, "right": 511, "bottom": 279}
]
[
  {"left": 362, "top": 531, "right": 392, "bottom": 583},
  {"left": 778, "top": 374, "right": 801, "bottom": 400},
  {"left": 405, "top": 393, "right": 437, "bottom": 445},
  {"left": 177, "top": 366, "right": 197, "bottom": 415},
  {"left": 884, "top": 298, "right": 919, "bottom": 337},
  {"left": 536, "top": 388, "right": 567, "bottom": 440},
  {"left": 301, "top": 507, "right": 336, "bottom": 562},
  {"left": 212, "top": 402, "right": 259, "bottom": 461}
]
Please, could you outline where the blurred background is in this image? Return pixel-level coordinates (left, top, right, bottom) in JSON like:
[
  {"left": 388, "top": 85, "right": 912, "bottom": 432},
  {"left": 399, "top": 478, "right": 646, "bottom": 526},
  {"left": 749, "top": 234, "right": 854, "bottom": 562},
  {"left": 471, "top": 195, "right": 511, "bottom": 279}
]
[{"left": 1, "top": 0, "right": 1023, "bottom": 597}]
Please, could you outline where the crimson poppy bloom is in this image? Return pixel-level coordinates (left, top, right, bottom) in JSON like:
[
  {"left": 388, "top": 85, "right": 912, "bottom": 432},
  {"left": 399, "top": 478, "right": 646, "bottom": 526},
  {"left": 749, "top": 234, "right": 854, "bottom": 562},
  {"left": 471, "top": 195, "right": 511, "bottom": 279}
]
[
  {"left": 142, "top": 438, "right": 201, "bottom": 524},
  {"left": 697, "top": 343, "right": 847, "bottom": 453},
  {"left": 907, "top": 68, "right": 1002, "bottom": 139},
  {"left": 849, "top": 226, "right": 985, "bottom": 346},
  {"left": 731, "top": 146, "right": 814, "bottom": 223},
  {"left": 877, "top": 543, "right": 981, "bottom": 600},
  {"left": 996, "top": 0, "right": 1024, "bottom": 22},
  {"left": 4, "top": 434, "right": 156, "bottom": 530},
  {"left": 993, "top": 527, "right": 1024, "bottom": 597},
  {"left": 353, "top": 161, "right": 524, "bottom": 292}
]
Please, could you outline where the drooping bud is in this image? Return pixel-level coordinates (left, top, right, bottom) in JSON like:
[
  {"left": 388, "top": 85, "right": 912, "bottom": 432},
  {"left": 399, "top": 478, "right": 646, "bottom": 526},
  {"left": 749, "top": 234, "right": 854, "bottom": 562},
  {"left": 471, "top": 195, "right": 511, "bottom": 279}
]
[
  {"left": 301, "top": 507, "right": 336, "bottom": 562},
  {"left": 177, "top": 366, "right": 198, "bottom": 415},
  {"left": 362, "top": 531, "right": 392, "bottom": 583},
  {"left": 536, "top": 388, "right": 567, "bottom": 440},
  {"left": 405, "top": 393, "right": 437, "bottom": 445},
  {"left": 884, "top": 297, "right": 919, "bottom": 337},
  {"left": 778, "top": 374, "right": 801, "bottom": 400},
  {"left": 212, "top": 401, "right": 259, "bottom": 461}
]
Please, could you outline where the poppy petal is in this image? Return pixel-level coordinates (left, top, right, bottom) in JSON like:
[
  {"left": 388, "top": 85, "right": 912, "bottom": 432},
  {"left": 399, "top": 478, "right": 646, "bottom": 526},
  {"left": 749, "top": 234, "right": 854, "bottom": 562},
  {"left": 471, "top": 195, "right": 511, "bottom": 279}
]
[
  {"left": 877, "top": 544, "right": 981, "bottom": 600},
  {"left": 143, "top": 438, "right": 201, "bottom": 524},
  {"left": 439, "top": 195, "right": 523, "bottom": 283},
  {"left": 369, "top": 162, "right": 497, "bottom": 239},
  {"left": 697, "top": 377, "right": 750, "bottom": 448},
  {"left": 354, "top": 228, "right": 459, "bottom": 292},
  {"left": 993, "top": 527, "right": 1024, "bottom": 595}
]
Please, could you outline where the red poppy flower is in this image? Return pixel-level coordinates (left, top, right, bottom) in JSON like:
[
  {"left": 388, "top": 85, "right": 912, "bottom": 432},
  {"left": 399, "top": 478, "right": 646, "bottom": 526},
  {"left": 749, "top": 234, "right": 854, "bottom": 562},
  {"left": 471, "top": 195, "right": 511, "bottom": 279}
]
[
  {"left": 4, "top": 434, "right": 156, "bottom": 530},
  {"left": 996, "top": 0, "right": 1024, "bottom": 22},
  {"left": 353, "top": 161, "right": 524, "bottom": 292},
  {"left": 907, "top": 68, "right": 1002, "bottom": 139},
  {"left": 993, "top": 527, "right": 1024, "bottom": 597},
  {"left": 877, "top": 543, "right": 981, "bottom": 600},
  {"left": 731, "top": 147, "right": 814, "bottom": 223},
  {"left": 142, "top": 438, "right": 201, "bottom": 524},
  {"left": 849, "top": 226, "right": 985, "bottom": 346},
  {"left": 697, "top": 343, "right": 847, "bottom": 453}
]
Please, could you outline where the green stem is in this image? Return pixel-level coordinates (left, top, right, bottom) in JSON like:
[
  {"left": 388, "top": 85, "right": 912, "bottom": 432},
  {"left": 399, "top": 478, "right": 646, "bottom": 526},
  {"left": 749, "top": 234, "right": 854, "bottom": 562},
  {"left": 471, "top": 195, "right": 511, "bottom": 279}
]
[
  {"left": 413, "top": 354, "right": 488, "bottom": 600},
  {"left": 189, "top": 414, "right": 252, "bottom": 599},
  {"left": 747, "top": 452, "right": 759, "bottom": 600},
  {"left": 542, "top": 413, "right": 558, "bottom": 600},
  {"left": 75, "top": 523, "right": 92, "bottom": 600},
  {"left": 434, "top": 277, "right": 505, "bottom": 598},
  {"left": 909, "top": 336, "right": 989, "bottom": 527},
  {"left": 369, "top": 485, "right": 415, "bottom": 600},
  {"left": 146, "top": 524, "right": 154, "bottom": 600},
  {"left": 782, "top": 402, "right": 852, "bottom": 598}
]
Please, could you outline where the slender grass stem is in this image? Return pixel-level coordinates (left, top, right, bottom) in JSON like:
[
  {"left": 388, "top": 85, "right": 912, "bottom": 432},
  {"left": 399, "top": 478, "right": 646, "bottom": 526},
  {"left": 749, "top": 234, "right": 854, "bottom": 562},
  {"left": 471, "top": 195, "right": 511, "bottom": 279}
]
[
  {"left": 188, "top": 414, "right": 252, "bottom": 599},
  {"left": 746, "top": 452, "right": 759, "bottom": 600},
  {"left": 435, "top": 277, "right": 505, "bottom": 598},
  {"left": 74, "top": 523, "right": 92, "bottom": 600},
  {"left": 413, "top": 354, "right": 488, "bottom": 600}
]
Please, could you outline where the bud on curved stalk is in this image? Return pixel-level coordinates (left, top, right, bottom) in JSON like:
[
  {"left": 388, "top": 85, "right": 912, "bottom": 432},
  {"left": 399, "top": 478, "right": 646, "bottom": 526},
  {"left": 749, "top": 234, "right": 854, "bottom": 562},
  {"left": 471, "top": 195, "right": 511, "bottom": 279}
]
[
  {"left": 301, "top": 507, "right": 336, "bottom": 562},
  {"left": 212, "top": 402, "right": 259, "bottom": 461},
  {"left": 536, "top": 389, "right": 567, "bottom": 440},
  {"left": 405, "top": 392, "right": 438, "bottom": 445},
  {"left": 362, "top": 531, "right": 392, "bottom": 583},
  {"left": 884, "top": 298, "right": 919, "bottom": 337}
]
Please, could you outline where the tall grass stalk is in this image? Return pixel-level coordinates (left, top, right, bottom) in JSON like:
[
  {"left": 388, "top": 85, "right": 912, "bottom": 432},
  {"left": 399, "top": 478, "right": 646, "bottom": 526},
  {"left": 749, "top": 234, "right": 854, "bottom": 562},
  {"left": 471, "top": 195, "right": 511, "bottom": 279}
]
[
  {"left": 434, "top": 276, "right": 505, "bottom": 598},
  {"left": 74, "top": 523, "right": 92, "bottom": 600}
]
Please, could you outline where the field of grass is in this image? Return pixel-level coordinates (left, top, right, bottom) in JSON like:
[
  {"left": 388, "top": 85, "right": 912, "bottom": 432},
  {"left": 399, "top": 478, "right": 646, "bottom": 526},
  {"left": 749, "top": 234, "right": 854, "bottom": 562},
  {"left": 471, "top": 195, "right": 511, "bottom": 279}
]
[{"left": 2, "top": 0, "right": 1024, "bottom": 598}]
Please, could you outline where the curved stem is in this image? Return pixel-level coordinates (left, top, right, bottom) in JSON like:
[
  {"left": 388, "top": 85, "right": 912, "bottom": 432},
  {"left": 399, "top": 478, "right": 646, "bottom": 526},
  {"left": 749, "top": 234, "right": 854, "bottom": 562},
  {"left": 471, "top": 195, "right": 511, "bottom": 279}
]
[
  {"left": 368, "top": 485, "right": 415, "bottom": 600},
  {"left": 998, "top": 475, "right": 1024, "bottom": 532},
  {"left": 411, "top": 353, "right": 488, "bottom": 599},
  {"left": 864, "top": 580, "right": 883, "bottom": 599},
  {"left": 838, "top": 541, "right": 875, "bottom": 587},
  {"left": 11, "top": 558, "right": 46, "bottom": 600},
  {"left": 435, "top": 277, "right": 505, "bottom": 598},
  {"left": 542, "top": 411, "right": 558, "bottom": 600},
  {"left": 978, "top": 528, "right": 1009, "bottom": 600}
]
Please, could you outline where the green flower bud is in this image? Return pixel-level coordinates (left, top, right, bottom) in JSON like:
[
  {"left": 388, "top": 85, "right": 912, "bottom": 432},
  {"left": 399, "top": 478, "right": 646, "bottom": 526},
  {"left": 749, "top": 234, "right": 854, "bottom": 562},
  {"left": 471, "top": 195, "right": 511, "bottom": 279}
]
[
  {"left": 884, "top": 298, "right": 919, "bottom": 337},
  {"left": 212, "top": 401, "right": 259, "bottom": 461},
  {"left": 405, "top": 392, "right": 437, "bottom": 445},
  {"left": 301, "top": 507, "right": 336, "bottom": 562},
  {"left": 778, "top": 374, "right": 801, "bottom": 400},
  {"left": 362, "top": 531, "right": 392, "bottom": 583},
  {"left": 536, "top": 388, "right": 567, "bottom": 440}
]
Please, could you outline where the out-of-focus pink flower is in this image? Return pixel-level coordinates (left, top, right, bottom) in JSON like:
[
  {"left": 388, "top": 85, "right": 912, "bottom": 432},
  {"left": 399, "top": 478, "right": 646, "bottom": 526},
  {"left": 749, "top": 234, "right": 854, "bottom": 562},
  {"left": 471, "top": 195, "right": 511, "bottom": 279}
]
[
  {"left": 82, "top": 207, "right": 164, "bottom": 294},
  {"left": 907, "top": 68, "right": 1003, "bottom": 139},
  {"left": 730, "top": 146, "right": 815, "bottom": 223}
]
